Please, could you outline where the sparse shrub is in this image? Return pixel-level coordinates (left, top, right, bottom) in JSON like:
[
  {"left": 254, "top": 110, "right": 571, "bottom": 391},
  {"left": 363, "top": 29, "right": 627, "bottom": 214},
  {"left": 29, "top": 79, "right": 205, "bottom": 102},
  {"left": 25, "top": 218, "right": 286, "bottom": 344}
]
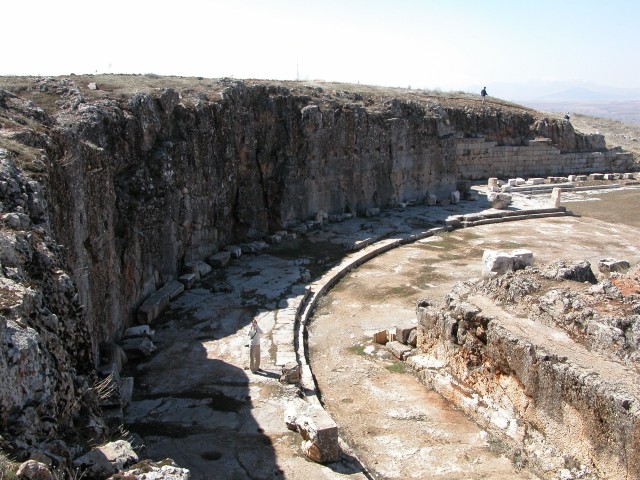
[{"left": 0, "top": 451, "right": 19, "bottom": 480}]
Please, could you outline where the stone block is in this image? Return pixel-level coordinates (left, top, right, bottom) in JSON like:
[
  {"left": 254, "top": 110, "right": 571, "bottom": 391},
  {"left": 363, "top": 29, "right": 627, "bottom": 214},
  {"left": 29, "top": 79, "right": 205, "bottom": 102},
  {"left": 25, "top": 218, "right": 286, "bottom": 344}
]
[
  {"left": 407, "top": 329, "right": 418, "bottom": 347},
  {"left": 284, "top": 401, "right": 339, "bottom": 463},
  {"left": 120, "top": 377, "right": 134, "bottom": 408},
  {"left": 224, "top": 245, "right": 242, "bottom": 259},
  {"left": 386, "top": 340, "right": 412, "bottom": 360},
  {"left": 589, "top": 173, "right": 604, "bottom": 180},
  {"left": 387, "top": 330, "right": 397, "bottom": 342},
  {"left": 482, "top": 250, "right": 514, "bottom": 276},
  {"left": 137, "top": 290, "right": 169, "bottom": 324},
  {"left": 449, "top": 190, "right": 460, "bottom": 204},
  {"left": 550, "top": 187, "right": 562, "bottom": 207},
  {"left": 365, "top": 207, "right": 380, "bottom": 217},
  {"left": 395, "top": 325, "right": 417, "bottom": 344},
  {"left": 511, "top": 249, "right": 534, "bottom": 271},
  {"left": 178, "top": 273, "right": 196, "bottom": 289},
  {"left": 195, "top": 260, "right": 212, "bottom": 277},
  {"left": 373, "top": 329, "right": 388, "bottom": 345},
  {"left": 159, "top": 280, "right": 184, "bottom": 300},
  {"left": 266, "top": 233, "right": 282, "bottom": 245},
  {"left": 598, "top": 258, "right": 630, "bottom": 274},
  {"left": 426, "top": 194, "right": 437, "bottom": 206},
  {"left": 488, "top": 192, "right": 511, "bottom": 209},
  {"left": 123, "top": 325, "right": 154, "bottom": 339},
  {"left": 603, "top": 173, "right": 616, "bottom": 180},
  {"left": 527, "top": 178, "right": 545, "bottom": 185},
  {"left": 280, "top": 362, "right": 301, "bottom": 384},
  {"left": 208, "top": 251, "right": 231, "bottom": 268}
]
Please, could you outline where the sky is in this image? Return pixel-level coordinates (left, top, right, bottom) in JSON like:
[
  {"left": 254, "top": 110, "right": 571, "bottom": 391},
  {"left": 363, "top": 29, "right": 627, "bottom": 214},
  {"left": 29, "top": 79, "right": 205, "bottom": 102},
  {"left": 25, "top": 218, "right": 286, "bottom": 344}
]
[{"left": 3, "top": 0, "right": 639, "bottom": 95}]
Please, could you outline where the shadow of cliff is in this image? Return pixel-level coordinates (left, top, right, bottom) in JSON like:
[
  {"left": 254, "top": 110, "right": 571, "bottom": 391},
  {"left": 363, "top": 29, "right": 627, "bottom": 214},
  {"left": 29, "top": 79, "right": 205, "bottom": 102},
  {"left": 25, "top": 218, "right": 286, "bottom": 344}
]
[{"left": 123, "top": 330, "right": 281, "bottom": 479}]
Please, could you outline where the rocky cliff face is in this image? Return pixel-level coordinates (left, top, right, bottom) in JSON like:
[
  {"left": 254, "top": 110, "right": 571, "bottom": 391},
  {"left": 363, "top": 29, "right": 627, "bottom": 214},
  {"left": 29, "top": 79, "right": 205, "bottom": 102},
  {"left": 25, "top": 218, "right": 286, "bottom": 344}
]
[{"left": 0, "top": 76, "right": 633, "bottom": 462}]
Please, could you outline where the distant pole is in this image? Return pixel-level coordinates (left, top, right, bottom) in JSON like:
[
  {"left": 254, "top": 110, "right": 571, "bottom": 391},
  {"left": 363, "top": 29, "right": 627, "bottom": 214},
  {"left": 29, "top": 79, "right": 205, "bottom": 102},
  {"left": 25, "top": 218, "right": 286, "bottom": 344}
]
[{"left": 296, "top": 57, "right": 299, "bottom": 81}]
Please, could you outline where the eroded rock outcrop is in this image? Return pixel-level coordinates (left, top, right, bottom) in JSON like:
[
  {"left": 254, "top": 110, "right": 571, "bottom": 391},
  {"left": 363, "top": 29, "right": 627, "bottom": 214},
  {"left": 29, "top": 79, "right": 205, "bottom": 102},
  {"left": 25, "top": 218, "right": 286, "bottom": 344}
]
[{"left": 414, "top": 260, "right": 640, "bottom": 479}]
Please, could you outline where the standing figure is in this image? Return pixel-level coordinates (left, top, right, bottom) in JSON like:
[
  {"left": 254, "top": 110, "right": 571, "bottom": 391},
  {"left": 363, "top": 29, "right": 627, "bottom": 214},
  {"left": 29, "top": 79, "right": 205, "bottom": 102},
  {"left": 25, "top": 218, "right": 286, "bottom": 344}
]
[
  {"left": 481, "top": 86, "right": 488, "bottom": 103},
  {"left": 248, "top": 319, "right": 263, "bottom": 373}
]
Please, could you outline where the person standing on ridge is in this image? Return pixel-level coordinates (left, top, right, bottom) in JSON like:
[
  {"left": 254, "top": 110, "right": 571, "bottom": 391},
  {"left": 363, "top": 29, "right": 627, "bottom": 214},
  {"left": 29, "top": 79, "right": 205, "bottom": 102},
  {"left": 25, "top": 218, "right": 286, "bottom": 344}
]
[
  {"left": 248, "top": 318, "right": 263, "bottom": 373},
  {"left": 481, "top": 86, "right": 488, "bottom": 103}
]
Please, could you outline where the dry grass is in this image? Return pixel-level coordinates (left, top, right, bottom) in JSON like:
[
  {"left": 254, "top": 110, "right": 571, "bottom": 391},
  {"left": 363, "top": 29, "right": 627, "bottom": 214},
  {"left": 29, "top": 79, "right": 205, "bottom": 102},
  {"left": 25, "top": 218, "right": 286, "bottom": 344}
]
[{"left": 0, "top": 74, "right": 534, "bottom": 115}]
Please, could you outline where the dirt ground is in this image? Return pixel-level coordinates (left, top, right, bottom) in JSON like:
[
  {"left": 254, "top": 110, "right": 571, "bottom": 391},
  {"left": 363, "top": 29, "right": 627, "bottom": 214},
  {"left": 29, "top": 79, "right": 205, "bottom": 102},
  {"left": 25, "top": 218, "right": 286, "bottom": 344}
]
[{"left": 308, "top": 188, "right": 640, "bottom": 479}]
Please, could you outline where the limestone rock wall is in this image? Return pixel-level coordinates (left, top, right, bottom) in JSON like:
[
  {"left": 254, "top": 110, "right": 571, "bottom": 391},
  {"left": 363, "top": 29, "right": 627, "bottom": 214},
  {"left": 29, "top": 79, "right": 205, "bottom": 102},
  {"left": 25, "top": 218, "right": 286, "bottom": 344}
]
[
  {"left": 0, "top": 152, "right": 104, "bottom": 459},
  {"left": 45, "top": 80, "right": 460, "bottom": 352}
]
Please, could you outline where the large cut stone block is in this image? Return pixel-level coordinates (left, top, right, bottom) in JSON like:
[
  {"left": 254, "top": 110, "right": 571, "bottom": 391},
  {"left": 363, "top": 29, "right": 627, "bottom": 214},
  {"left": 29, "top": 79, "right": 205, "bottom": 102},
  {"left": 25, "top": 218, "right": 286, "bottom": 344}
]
[
  {"left": 373, "top": 329, "right": 388, "bottom": 345},
  {"left": 284, "top": 400, "right": 339, "bottom": 464},
  {"left": 208, "top": 251, "right": 231, "bottom": 268},
  {"left": 137, "top": 289, "right": 169, "bottom": 324},
  {"left": 395, "top": 325, "right": 417, "bottom": 344},
  {"left": 178, "top": 273, "right": 196, "bottom": 289},
  {"left": 386, "top": 340, "right": 412, "bottom": 360},
  {"left": 482, "top": 250, "right": 514, "bottom": 276},
  {"left": 159, "top": 280, "right": 184, "bottom": 300}
]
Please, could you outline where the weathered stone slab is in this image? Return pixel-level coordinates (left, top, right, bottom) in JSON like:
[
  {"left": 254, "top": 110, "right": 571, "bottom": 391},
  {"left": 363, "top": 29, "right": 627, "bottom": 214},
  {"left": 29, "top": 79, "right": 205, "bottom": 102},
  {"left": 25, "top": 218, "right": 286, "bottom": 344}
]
[
  {"left": 527, "top": 177, "right": 545, "bottom": 185},
  {"left": 575, "top": 175, "right": 589, "bottom": 181},
  {"left": 449, "top": 190, "right": 460, "bottom": 204},
  {"left": 159, "top": 280, "right": 184, "bottom": 300},
  {"left": 482, "top": 250, "right": 514, "bottom": 276},
  {"left": 589, "top": 173, "right": 604, "bottom": 180},
  {"left": 603, "top": 173, "right": 616, "bottom": 180},
  {"left": 137, "top": 289, "right": 169, "bottom": 324},
  {"left": 208, "top": 251, "right": 231, "bottom": 268},
  {"left": 487, "top": 192, "right": 511, "bottom": 209},
  {"left": 598, "top": 258, "right": 630, "bottom": 274},
  {"left": 178, "top": 273, "right": 196, "bottom": 289},
  {"left": 123, "top": 325, "right": 154, "bottom": 339},
  {"left": 426, "top": 194, "right": 437, "bottom": 206},
  {"left": 386, "top": 340, "right": 412, "bottom": 360},
  {"left": 483, "top": 249, "right": 533, "bottom": 276},
  {"left": 373, "top": 329, "right": 388, "bottom": 345}
]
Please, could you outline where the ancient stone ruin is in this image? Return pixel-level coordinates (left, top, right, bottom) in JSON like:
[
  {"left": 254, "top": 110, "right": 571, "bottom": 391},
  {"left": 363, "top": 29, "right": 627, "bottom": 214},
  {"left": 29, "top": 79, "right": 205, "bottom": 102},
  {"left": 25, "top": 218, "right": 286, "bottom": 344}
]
[{"left": 0, "top": 75, "right": 638, "bottom": 478}]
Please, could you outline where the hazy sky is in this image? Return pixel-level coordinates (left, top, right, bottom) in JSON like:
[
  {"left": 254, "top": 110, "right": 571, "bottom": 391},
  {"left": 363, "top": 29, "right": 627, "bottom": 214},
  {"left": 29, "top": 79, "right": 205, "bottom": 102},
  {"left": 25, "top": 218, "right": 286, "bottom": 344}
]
[{"left": 4, "top": 0, "right": 639, "bottom": 92}]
